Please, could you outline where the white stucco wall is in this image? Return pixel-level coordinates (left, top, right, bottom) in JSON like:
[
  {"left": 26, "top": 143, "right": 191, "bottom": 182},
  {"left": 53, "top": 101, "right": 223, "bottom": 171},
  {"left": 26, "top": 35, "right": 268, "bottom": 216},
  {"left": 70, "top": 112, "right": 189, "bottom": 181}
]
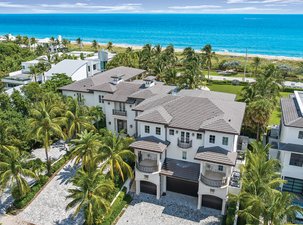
[
  {"left": 280, "top": 123, "right": 303, "bottom": 145},
  {"left": 204, "top": 131, "right": 235, "bottom": 152},
  {"left": 139, "top": 122, "right": 166, "bottom": 141},
  {"left": 280, "top": 150, "right": 303, "bottom": 180}
]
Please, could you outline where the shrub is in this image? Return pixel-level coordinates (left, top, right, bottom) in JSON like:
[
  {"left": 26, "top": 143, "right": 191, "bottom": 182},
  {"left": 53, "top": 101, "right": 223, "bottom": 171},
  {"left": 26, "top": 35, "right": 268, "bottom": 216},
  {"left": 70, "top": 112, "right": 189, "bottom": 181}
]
[{"left": 226, "top": 197, "right": 237, "bottom": 225}]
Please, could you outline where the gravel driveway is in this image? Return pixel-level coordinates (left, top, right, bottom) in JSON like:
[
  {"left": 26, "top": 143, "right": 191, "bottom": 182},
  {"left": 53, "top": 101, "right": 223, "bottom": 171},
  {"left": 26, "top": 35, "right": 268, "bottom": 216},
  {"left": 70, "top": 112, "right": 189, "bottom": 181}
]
[
  {"left": 116, "top": 192, "right": 221, "bottom": 225},
  {"left": 18, "top": 160, "right": 83, "bottom": 225}
]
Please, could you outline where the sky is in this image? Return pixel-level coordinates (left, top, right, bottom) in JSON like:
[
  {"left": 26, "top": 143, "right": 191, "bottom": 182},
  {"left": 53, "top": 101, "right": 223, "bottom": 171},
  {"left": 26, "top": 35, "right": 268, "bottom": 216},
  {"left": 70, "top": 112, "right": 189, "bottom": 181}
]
[{"left": 0, "top": 0, "right": 302, "bottom": 14}]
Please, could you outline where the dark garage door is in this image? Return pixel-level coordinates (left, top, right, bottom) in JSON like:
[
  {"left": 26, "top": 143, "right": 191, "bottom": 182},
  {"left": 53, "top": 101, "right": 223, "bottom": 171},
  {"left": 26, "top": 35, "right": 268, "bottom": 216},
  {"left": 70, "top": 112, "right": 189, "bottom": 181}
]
[
  {"left": 202, "top": 195, "right": 223, "bottom": 210},
  {"left": 167, "top": 177, "right": 198, "bottom": 197},
  {"left": 140, "top": 181, "right": 156, "bottom": 195}
]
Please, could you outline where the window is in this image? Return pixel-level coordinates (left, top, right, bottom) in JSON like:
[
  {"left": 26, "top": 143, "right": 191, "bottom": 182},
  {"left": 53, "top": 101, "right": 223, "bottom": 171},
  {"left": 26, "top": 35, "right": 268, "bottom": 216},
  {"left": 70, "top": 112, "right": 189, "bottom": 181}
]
[
  {"left": 299, "top": 131, "right": 303, "bottom": 139},
  {"left": 145, "top": 125, "right": 150, "bottom": 134},
  {"left": 156, "top": 127, "right": 161, "bottom": 135},
  {"left": 169, "top": 129, "right": 174, "bottom": 135},
  {"left": 98, "top": 95, "right": 104, "bottom": 103},
  {"left": 222, "top": 137, "right": 229, "bottom": 146},
  {"left": 88, "top": 66, "right": 91, "bottom": 72},
  {"left": 93, "top": 64, "right": 97, "bottom": 70},
  {"left": 218, "top": 165, "right": 224, "bottom": 171},
  {"left": 182, "top": 151, "right": 187, "bottom": 160},
  {"left": 197, "top": 133, "right": 202, "bottom": 140},
  {"left": 290, "top": 153, "right": 303, "bottom": 167},
  {"left": 282, "top": 177, "right": 303, "bottom": 194},
  {"left": 181, "top": 131, "right": 190, "bottom": 143},
  {"left": 209, "top": 135, "right": 215, "bottom": 144}
]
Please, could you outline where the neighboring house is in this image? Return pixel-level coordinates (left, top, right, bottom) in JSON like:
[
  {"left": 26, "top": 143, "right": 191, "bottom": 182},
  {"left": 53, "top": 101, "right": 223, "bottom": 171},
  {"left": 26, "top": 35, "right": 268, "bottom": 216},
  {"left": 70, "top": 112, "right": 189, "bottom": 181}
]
[
  {"left": 44, "top": 59, "right": 90, "bottom": 81},
  {"left": 268, "top": 91, "right": 303, "bottom": 196},
  {"left": 1, "top": 59, "right": 42, "bottom": 89},
  {"left": 60, "top": 67, "right": 247, "bottom": 215}
]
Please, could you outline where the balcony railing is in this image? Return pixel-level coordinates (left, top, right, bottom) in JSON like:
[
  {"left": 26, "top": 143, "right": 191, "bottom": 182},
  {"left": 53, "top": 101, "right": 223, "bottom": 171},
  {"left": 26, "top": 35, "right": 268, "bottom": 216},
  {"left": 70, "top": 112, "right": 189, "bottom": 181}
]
[
  {"left": 112, "top": 109, "right": 127, "bottom": 116},
  {"left": 177, "top": 139, "right": 192, "bottom": 149},
  {"left": 200, "top": 174, "right": 227, "bottom": 188},
  {"left": 136, "top": 162, "right": 158, "bottom": 173}
]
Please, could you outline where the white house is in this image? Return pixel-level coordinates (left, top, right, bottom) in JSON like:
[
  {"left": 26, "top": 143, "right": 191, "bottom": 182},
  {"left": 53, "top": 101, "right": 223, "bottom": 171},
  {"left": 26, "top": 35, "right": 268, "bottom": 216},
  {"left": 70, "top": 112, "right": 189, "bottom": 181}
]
[
  {"left": 268, "top": 91, "right": 303, "bottom": 195},
  {"left": 59, "top": 67, "right": 247, "bottom": 215}
]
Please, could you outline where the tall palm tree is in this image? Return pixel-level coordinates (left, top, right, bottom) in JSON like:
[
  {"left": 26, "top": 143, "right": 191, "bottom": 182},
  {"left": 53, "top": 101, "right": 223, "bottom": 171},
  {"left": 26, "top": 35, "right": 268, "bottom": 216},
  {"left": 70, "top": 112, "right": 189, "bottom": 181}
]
[
  {"left": 91, "top": 40, "right": 98, "bottom": 51},
  {"left": 22, "top": 36, "right": 29, "bottom": 47},
  {"left": 62, "top": 38, "right": 70, "bottom": 49},
  {"left": 252, "top": 57, "right": 261, "bottom": 77},
  {"left": 202, "top": 44, "right": 217, "bottom": 82},
  {"left": 37, "top": 61, "right": 51, "bottom": 82},
  {"left": 76, "top": 38, "right": 83, "bottom": 50},
  {"left": 4, "top": 34, "right": 10, "bottom": 42},
  {"left": 0, "top": 145, "right": 37, "bottom": 199},
  {"left": 28, "top": 101, "right": 66, "bottom": 175},
  {"left": 66, "top": 169, "right": 114, "bottom": 225},
  {"left": 30, "top": 37, "right": 37, "bottom": 50},
  {"left": 29, "top": 64, "right": 41, "bottom": 82},
  {"left": 66, "top": 98, "right": 95, "bottom": 139},
  {"left": 70, "top": 130, "right": 102, "bottom": 172},
  {"left": 97, "top": 130, "right": 135, "bottom": 181},
  {"left": 106, "top": 41, "right": 113, "bottom": 52},
  {"left": 15, "top": 35, "right": 22, "bottom": 45}
]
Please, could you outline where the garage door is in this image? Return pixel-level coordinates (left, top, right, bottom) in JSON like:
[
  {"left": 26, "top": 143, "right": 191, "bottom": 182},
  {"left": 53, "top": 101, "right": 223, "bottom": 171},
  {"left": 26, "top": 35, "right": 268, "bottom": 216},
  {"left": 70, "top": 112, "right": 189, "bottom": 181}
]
[
  {"left": 202, "top": 195, "right": 222, "bottom": 210},
  {"left": 140, "top": 181, "right": 156, "bottom": 195},
  {"left": 167, "top": 177, "right": 198, "bottom": 197}
]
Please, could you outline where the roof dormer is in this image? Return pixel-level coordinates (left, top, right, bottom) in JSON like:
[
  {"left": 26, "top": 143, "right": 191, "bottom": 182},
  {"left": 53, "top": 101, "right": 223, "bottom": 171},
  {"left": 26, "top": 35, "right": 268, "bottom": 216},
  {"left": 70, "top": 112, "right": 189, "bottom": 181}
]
[
  {"left": 143, "top": 76, "right": 156, "bottom": 88},
  {"left": 111, "top": 74, "right": 124, "bottom": 85}
]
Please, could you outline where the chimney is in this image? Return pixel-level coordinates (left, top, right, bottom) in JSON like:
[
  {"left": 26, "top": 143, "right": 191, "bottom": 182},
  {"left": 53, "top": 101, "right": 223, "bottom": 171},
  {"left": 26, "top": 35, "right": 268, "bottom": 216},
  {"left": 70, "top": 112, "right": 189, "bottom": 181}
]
[
  {"left": 144, "top": 76, "right": 156, "bottom": 88},
  {"left": 111, "top": 74, "right": 124, "bottom": 85}
]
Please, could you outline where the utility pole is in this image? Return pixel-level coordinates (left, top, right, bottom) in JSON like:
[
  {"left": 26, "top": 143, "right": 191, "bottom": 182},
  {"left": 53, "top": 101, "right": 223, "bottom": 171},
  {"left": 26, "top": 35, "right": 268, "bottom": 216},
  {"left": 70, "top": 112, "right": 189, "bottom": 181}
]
[{"left": 243, "top": 48, "right": 248, "bottom": 82}]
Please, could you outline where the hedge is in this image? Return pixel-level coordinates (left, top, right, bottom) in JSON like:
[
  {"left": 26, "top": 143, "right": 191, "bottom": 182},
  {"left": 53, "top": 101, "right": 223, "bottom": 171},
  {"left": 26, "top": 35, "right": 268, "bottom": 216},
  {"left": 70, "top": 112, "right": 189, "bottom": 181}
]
[
  {"left": 100, "top": 188, "right": 132, "bottom": 225},
  {"left": 225, "top": 197, "right": 237, "bottom": 225}
]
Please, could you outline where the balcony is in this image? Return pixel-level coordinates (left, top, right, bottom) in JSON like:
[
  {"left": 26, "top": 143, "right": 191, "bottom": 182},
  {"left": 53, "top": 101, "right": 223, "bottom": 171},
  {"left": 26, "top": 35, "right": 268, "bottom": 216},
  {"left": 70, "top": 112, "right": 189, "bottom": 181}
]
[
  {"left": 200, "top": 172, "right": 227, "bottom": 188},
  {"left": 136, "top": 159, "right": 158, "bottom": 173},
  {"left": 112, "top": 109, "right": 127, "bottom": 116},
  {"left": 177, "top": 139, "right": 192, "bottom": 149}
]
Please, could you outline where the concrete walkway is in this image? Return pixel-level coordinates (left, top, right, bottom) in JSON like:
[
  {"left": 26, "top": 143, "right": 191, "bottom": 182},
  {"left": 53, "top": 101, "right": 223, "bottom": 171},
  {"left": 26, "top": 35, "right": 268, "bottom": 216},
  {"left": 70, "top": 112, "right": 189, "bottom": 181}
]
[{"left": 18, "top": 161, "right": 83, "bottom": 225}]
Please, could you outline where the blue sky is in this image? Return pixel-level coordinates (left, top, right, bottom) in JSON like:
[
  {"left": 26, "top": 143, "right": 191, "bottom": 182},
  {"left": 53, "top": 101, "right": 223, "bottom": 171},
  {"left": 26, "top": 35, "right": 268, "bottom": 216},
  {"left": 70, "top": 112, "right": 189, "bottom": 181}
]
[{"left": 0, "top": 0, "right": 302, "bottom": 14}]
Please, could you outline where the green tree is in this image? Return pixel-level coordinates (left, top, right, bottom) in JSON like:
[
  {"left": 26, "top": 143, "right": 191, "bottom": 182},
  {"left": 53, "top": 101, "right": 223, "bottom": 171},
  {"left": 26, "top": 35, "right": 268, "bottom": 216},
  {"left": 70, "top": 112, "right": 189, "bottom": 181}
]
[
  {"left": 28, "top": 101, "right": 66, "bottom": 175},
  {"left": 0, "top": 145, "right": 37, "bottom": 199},
  {"left": 42, "top": 73, "right": 72, "bottom": 92},
  {"left": 97, "top": 130, "right": 135, "bottom": 181},
  {"left": 106, "top": 41, "right": 113, "bottom": 52},
  {"left": 252, "top": 57, "right": 261, "bottom": 77},
  {"left": 91, "top": 40, "right": 98, "bottom": 51},
  {"left": 66, "top": 169, "right": 114, "bottom": 225},
  {"left": 62, "top": 38, "right": 70, "bottom": 48},
  {"left": 76, "top": 38, "right": 83, "bottom": 50},
  {"left": 70, "top": 130, "right": 102, "bottom": 172},
  {"left": 37, "top": 61, "right": 51, "bottom": 82},
  {"left": 29, "top": 64, "right": 41, "bottom": 82},
  {"left": 202, "top": 44, "right": 217, "bottom": 82}
]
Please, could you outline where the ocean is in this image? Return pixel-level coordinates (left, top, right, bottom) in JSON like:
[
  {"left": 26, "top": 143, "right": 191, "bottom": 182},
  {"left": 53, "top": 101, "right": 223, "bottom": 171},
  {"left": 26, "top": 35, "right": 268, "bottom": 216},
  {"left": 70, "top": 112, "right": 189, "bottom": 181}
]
[{"left": 0, "top": 14, "right": 303, "bottom": 57}]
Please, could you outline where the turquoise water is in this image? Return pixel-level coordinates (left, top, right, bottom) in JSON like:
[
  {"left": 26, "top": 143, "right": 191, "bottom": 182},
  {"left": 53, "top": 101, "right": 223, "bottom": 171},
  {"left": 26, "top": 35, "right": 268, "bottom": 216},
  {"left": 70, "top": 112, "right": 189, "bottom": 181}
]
[{"left": 0, "top": 14, "right": 303, "bottom": 57}]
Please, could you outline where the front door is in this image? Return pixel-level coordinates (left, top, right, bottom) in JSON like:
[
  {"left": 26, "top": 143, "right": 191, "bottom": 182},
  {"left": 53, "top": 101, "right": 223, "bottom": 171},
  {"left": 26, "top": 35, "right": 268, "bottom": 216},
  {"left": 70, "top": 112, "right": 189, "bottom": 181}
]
[{"left": 117, "top": 119, "right": 127, "bottom": 134}]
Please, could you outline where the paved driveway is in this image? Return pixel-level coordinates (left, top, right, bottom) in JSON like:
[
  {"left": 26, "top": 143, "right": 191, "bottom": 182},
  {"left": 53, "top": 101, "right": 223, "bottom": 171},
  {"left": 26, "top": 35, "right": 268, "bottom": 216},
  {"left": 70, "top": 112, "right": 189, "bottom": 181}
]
[
  {"left": 116, "top": 192, "right": 221, "bottom": 225},
  {"left": 18, "top": 161, "right": 83, "bottom": 225}
]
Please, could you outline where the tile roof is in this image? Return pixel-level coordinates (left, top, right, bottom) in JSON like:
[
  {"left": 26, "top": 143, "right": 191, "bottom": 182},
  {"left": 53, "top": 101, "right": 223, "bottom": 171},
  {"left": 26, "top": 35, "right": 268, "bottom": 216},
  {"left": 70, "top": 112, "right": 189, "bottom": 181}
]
[
  {"left": 195, "top": 146, "right": 237, "bottom": 166},
  {"left": 178, "top": 89, "right": 236, "bottom": 101},
  {"left": 160, "top": 158, "right": 200, "bottom": 182},
  {"left": 59, "top": 66, "right": 145, "bottom": 93},
  {"left": 88, "top": 83, "right": 117, "bottom": 93},
  {"left": 129, "top": 83, "right": 176, "bottom": 100},
  {"left": 134, "top": 95, "right": 245, "bottom": 134},
  {"left": 46, "top": 59, "right": 87, "bottom": 77},
  {"left": 129, "top": 136, "right": 169, "bottom": 153},
  {"left": 103, "top": 82, "right": 143, "bottom": 102},
  {"left": 281, "top": 97, "right": 303, "bottom": 128}
]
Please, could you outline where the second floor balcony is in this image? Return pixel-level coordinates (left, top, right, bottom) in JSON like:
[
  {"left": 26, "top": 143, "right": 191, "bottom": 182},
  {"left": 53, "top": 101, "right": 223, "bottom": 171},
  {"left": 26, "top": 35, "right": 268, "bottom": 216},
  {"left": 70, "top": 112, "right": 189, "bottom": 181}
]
[
  {"left": 112, "top": 109, "right": 127, "bottom": 116},
  {"left": 200, "top": 171, "right": 228, "bottom": 188},
  {"left": 177, "top": 139, "right": 192, "bottom": 149},
  {"left": 136, "top": 159, "right": 159, "bottom": 173}
]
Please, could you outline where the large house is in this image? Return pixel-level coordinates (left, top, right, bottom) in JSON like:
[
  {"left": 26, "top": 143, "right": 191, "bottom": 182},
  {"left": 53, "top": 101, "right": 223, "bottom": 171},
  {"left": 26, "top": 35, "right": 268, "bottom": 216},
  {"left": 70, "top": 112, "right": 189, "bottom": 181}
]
[
  {"left": 60, "top": 66, "right": 247, "bottom": 214},
  {"left": 268, "top": 91, "right": 303, "bottom": 196}
]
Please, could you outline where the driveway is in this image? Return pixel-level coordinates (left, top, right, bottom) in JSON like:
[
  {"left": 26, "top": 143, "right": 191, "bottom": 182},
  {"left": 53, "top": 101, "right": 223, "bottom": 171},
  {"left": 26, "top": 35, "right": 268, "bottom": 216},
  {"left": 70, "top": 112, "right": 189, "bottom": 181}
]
[
  {"left": 18, "top": 160, "right": 83, "bottom": 225},
  {"left": 116, "top": 192, "right": 221, "bottom": 225}
]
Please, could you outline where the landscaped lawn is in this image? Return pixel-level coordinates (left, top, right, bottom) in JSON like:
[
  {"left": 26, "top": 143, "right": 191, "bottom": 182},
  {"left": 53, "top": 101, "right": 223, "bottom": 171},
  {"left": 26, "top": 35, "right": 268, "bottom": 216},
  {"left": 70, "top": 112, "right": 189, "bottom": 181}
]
[{"left": 208, "top": 83, "right": 293, "bottom": 126}]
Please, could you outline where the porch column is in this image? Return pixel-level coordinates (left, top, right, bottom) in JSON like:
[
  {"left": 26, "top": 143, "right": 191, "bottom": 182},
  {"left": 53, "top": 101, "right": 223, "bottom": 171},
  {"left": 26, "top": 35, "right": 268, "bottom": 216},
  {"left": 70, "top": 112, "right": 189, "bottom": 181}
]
[
  {"left": 197, "top": 194, "right": 202, "bottom": 210},
  {"left": 156, "top": 184, "right": 160, "bottom": 200},
  {"left": 221, "top": 199, "right": 226, "bottom": 215},
  {"left": 136, "top": 180, "right": 140, "bottom": 195},
  {"left": 162, "top": 176, "right": 167, "bottom": 193}
]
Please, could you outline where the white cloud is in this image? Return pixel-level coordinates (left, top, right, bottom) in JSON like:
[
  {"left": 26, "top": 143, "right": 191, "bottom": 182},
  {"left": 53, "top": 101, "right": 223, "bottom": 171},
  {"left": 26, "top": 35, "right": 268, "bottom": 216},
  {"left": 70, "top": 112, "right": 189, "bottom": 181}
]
[
  {"left": 227, "top": 0, "right": 303, "bottom": 3},
  {"left": 169, "top": 5, "right": 221, "bottom": 10},
  {"left": 0, "top": 1, "right": 29, "bottom": 8}
]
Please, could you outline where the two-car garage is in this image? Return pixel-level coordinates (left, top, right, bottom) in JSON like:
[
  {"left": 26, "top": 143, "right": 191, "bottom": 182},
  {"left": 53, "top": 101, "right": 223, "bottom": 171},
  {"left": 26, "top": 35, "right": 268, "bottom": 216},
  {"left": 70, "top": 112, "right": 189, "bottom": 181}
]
[{"left": 166, "top": 177, "right": 198, "bottom": 197}]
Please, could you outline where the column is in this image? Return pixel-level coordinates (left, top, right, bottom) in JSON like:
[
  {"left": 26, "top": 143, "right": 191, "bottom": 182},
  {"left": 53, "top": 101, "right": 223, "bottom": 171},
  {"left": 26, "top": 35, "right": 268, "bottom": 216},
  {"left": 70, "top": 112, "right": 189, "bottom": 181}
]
[
  {"left": 197, "top": 194, "right": 202, "bottom": 210},
  {"left": 136, "top": 180, "right": 140, "bottom": 195},
  {"left": 156, "top": 184, "right": 161, "bottom": 200},
  {"left": 162, "top": 176, "right": 167, "bottom": 193},
  {"left": 221, "top": 199, "right": 226, "bottom": 215}
]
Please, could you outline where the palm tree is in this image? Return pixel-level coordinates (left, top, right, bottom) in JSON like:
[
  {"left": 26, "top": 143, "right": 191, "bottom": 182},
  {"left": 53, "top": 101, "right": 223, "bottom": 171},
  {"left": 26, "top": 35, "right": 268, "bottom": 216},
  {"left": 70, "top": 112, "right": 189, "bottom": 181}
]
[
  {"left": 30, "top": 37, "right": 37, "bottom": 50},
  {"left": 66, "top": 98, "right": 95, "bottom": 139},
  {"left": 252, "top": 57, "right": 261, "bottom": 77},
  {"left": 91, "top": 40, "right": 98, "bottom": 51},
  {"left": 97, "top": 130, "right": 135, "bottom": 181},
  {"left": 22, "top": 36, "right": 29, "bottom": 47},
  {"left": 0, "top": 145, "right": 37, "bottom": 199},
  {"left": 15, "top": 35, "right": 22, "bottom": 45},
  {"left": 62, "top": 38, "right": 70, "bottom": 49},
  {"left": 29, "top": 64, "right": 41, "bottom": 82},
  {"left": 66, "top": 169, "right": 114, "bottom": 225},
  {"left": 4, "top": 34, "right": 10, "bottom": 42},
  {"left": 202, "top": 44, "right": 217, "bottom": 82},
  {"left": 106, "top": 41, "right": 113, "bottom": 52},
  {"left": 76, "top": 37, "right": 83, "bottom": 50},
  {"left": 28, "top": 101, "right": 66, "bottom": 175},
  {"left": 37, "top": 61, "right": 51, "bottom": 82},
  {"left": 70, "top": 130, "right": 102, "bottom": 172}
]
